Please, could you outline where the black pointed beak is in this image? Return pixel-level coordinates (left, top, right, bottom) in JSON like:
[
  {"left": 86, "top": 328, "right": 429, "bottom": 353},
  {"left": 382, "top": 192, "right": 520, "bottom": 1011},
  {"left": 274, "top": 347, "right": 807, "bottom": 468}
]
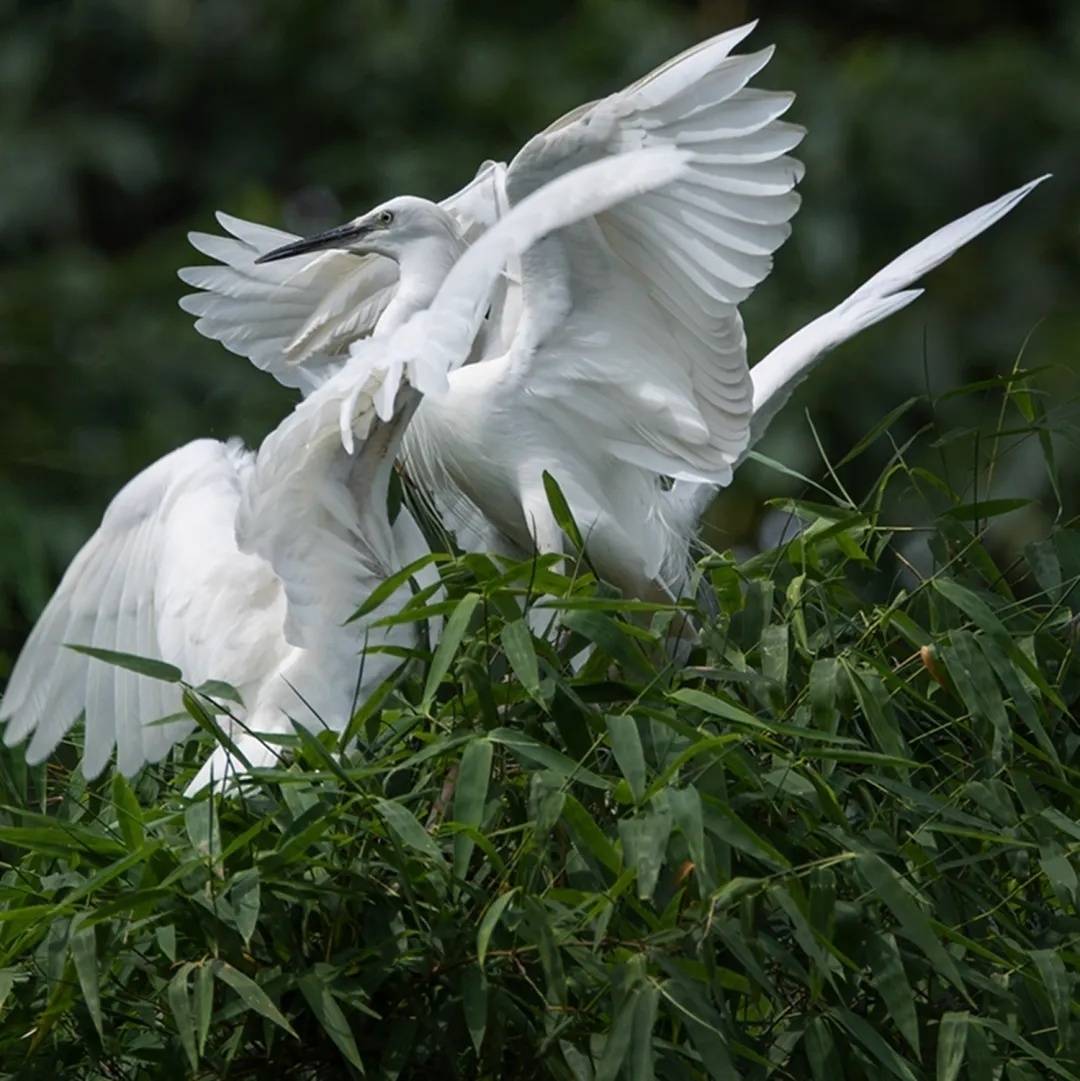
[{"left": 254, "top": 220, "right": 372, "bottom": 264}]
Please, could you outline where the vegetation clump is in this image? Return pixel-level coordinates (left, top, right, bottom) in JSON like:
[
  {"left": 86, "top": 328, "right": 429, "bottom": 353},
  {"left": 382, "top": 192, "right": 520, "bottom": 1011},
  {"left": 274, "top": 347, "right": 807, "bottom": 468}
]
[{"left": 0, "top": 383, "right": 1078, "bottom": 1080}]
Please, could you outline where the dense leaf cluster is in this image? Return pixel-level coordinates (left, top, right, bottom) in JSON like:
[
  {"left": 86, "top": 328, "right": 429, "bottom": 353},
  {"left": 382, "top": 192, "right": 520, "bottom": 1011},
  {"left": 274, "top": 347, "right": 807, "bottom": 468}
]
[{"left": 0, "top": 377, "right": 1078, "bottom": 1079}]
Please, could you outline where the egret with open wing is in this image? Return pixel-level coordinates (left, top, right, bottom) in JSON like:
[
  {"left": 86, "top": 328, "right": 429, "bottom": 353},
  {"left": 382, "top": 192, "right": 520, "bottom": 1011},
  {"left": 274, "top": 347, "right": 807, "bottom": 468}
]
[
  {"left": 2, "top": 148, "right": 690, "bottom": 790},
  {"left": 181, "top": 23, "right": 1046, "bottom": 604}
]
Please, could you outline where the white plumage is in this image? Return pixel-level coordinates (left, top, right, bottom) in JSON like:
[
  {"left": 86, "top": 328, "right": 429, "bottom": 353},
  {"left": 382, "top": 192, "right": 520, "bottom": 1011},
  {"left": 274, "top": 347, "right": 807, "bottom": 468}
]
[
  {"left": 180, "top": 23, "right": 1043, "bottom": 602},
  {"left": 1, "top": 148, "right": 691, "bottom": 789},
  {"left": 2, "top": 20, "right": 1049, "bottom": 790}
]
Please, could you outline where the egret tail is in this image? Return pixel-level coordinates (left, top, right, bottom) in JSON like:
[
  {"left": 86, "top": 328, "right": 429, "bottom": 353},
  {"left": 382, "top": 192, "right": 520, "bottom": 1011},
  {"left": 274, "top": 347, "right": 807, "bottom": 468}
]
[
  {"left": 745, "top": 174, "right": 1049, "bottom": 455},
  {"left": 668, "top": 173, "right": 1050, "bottom": 535}
]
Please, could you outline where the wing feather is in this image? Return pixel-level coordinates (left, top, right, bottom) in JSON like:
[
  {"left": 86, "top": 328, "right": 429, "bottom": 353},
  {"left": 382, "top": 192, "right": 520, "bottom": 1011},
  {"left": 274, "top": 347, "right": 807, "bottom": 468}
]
[
  {"left": 178, "top": 162, "right": 510, "bottom": 395},
  {"left": 2, "top": 441, "right": 254, "bottom": 778},
  {"left": 502, "top": 23, "right": 802, "bottom": 482}
]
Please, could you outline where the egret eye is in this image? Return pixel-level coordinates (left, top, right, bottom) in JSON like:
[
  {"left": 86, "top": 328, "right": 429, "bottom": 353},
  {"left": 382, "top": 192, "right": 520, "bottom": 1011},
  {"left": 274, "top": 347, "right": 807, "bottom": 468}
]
[{"left": 377, "top": 210, "right": 394, "bottom": 226}]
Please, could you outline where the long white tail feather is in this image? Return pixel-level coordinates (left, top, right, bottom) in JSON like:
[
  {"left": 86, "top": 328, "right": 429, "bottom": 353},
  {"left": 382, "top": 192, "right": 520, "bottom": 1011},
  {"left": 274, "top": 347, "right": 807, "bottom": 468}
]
[
  {"left": 666, "top": 174, "right": 1048, "bottom": 550},
  {"left": 744, "top": 287, "right": 923, "bottom": 452}
]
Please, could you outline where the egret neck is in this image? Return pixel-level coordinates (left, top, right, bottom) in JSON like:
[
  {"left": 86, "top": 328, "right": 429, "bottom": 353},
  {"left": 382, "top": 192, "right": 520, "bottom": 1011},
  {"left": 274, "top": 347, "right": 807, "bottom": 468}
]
[
  {"left": 375, "top": 232, "right": 466, "bottom": 336},
  {"left": 253, "top": 196, "right": 470, "bottom": 339}
]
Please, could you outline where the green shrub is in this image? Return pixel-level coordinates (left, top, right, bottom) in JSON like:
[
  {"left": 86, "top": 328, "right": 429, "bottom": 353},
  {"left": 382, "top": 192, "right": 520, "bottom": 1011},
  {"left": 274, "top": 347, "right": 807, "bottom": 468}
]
[{"left": 0, "top": 380, "right": 1078, "bottom": 1080}]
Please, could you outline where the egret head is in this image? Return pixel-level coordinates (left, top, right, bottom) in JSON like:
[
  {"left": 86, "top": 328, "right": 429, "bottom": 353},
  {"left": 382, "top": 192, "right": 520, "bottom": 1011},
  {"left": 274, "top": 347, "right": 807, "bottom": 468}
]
[{"left": 255, "top": 196, "right": 460, "bottom": 265}]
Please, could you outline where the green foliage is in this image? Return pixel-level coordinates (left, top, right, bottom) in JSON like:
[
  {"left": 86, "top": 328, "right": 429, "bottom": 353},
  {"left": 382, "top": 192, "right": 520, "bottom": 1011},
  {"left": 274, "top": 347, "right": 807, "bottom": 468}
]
[{"left": 0, "top": 382, "right": 1079, "bottom": 1079}]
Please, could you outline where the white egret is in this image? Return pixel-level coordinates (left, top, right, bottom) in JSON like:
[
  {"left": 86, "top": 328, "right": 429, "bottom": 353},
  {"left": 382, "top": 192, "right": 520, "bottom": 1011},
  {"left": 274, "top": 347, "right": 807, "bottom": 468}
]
[
  {"left": 1, "top": 148, "right": 690, "bottom": 790},
  {"left": 182, "top": 23, "right": 1046, "bottom": 603},
  {"left": 189, "top": 22, "right": 805, "bottom": 599}
]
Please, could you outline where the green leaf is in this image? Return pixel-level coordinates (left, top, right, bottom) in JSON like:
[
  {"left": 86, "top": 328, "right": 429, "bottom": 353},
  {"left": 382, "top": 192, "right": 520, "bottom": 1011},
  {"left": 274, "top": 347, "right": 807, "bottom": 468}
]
[
  {"left": 111, "top": 773, "right": 144, "bottom": 852},
  {"left": 212, "top": 960, "right": 297, "bottom": 1037},
  {"left": 477, "top": 889, "right": 517, "bottom": 967},
  {"left": 375, "top": 797, "right": 448, "bottom": 870},
  {"left": 671, "top": 687, "right": 849, "bottom": 745},
  {"left": 488, "top": 728, "right": 608, "bottom": 790},
  {"left": 978, "top": 1017, "right": 1077, "bottom": 1079},
  {"left": 194, "top": 964, "right": 214, "bottom": 1056},
  {"left": 760, "top": 623, "right": 789, "bottom": 689},
  {"left": 629, "top": 983, "right": 659, "bottom": 1081},
  {"left": 452, "top": 738, "right": 493, "bottom": 880},
  {"left": 0, "top": 970, "right": 17, "bottom": 1016},
  {"left": 542, "top": 470, "right": 584, "bottom": 550},
  {"left": 1030, "top": 948, "right": 1070, "bottom": 1048},
  {"left": 977, "top": 634, "right": 1058, "bottom": 766},
  {"left": 594, "top": 986, "right": 639, "bottom": 1081},
  {"left": 69, "top": 924, "right": 103, "bottom": 1039},
  {"left": 561, "top": 609, "right": 653, "bottom": 678},
  {"left": 421, "top": 592, "right": 481, "bottom": 709},
  {"left": 461, "top": 965, "right": 488, "bottom": 1055},
  {"left": 298, "top": 971, "right": 364, "bottom": 1072},
  {"left": 856, "top": 852, "right": 966, "bottom": 994},
  {"left": 835, "top": 1007, "right": 919, "bottom": 1081},
  {"left": 184, "top": 798, "right": 220, "bottom": 863},
  {"left": 561, "top": 794, "right": 622, "bottom": 875},
  {"left": 942, "top": 630, "right": 1010, "bottom": 763},
  {"left": 65, "top": 644, "right": 181, "bottom": 682},
  {"left": 155, "top": 924, "right": 176, "bottom": 963},
  {"left": 704, "top": 801, "right": 790, "bottom": 870},
  {"left": 168, "top": 964, "right": 199, "bottom": 1074},
  {"left": 809, "top": 657, "right": 840, "bottom": 733},
  {"left": 933, "top": 577, "right": 1066, "bottom": 709},
  {"left": 500, "top": 619, "right": 543, "bottom": 703},
  {"left": 868, "top": 933, "right": 920, "bottom": 1056},
  {"left": 936, "top": 1012, "right": 969, "bottom": 1081},
  {"left": 606, "top": 715, "right": 647, "bottom": 803},
  {"left": 836, "top": 397, "right": 921, "bottom": 467},
  {"left": 845, "top": 666, "right": 908, "bottom": 765},
  {"left": 230, "top": 869, "right": 260, "bottom": 945},
  {"left": 349, "top": 552, "right": 447, "bottom": 621},
  {"left": 804, "top": 1016, "right": 842, "bottom": 1081},
  {"left": 193, "top": 679, "right": 244, "bottom": 704},
  {"left": 659, "top": 979, "right": 736, "bottom": 1081},
  {"left": 940, "top": 497, "right": 1030, "bottom": 522},
  {"left": 669, "top": 786, "right": 713, "bottom": 893},
  {"left": 524, "top": 896, "right": 567, "bottom": 1005},
  {"left": 619, "top": 810, "right": 672, "bottom": 900}
]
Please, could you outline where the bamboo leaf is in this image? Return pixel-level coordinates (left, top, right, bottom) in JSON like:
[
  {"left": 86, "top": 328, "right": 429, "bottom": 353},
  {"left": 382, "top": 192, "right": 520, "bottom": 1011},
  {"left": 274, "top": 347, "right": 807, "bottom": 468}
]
[
  {"left": 452, "top": 738, "right": 493, "bottom": 880},
  {"left": 167, "top": 964, "right": 199, "bottom": 1073},
  {"left": 65, "top": 644, "right": 181, "bottom": 683},
  {"left": 421, "top": 592, "right": 481, "bottom": 709},
  {"left": 69, "top": 924, "right": 103, "bottom": 1039},
  {"left": 857, "top": 852, "right": 966, "bottom": 994},
  {"left": 461, "top": 965, "right": 488, "bottom": 1054},
  {"left": 606, "top": 715, "right": 647, "bottom": 803},
  {"left": 500, "top": 619, "right": 543, "bottom": 703},
  {"left": 477, "top": 890, "right": 517, "bottom": 967},
  {"left": 868, "top": 933, "right": 920, "bottom": 1056},
  {"left": 619, "top": 809, "right": 672, "bottom": 900},
  {"left": 111, "top": 773, "right": 144, "bottom": 852},
  {"left": 212, "top": 960, "right": 297, "bottom": 1037},
  {"left": 298, "top": 971, "right": 364, "bottom": 1071},
  {"left": 936, "top": 1012, "right": 968, "bottom": 1081}
]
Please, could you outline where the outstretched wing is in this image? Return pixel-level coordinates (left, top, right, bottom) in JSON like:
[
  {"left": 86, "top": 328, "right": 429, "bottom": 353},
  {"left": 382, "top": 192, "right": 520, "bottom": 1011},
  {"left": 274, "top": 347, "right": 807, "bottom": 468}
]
[
  {"left": 180, "top": 220, "right": 397, "bottom": 393},
  {"left": 239, "top": 146, "right": 694, "bottom": 643},
  {"left": 178, "top": 162, "right": 509, "bottom": 395},
  {"left": 502, "top": 21, "right": 802, "bottom": 483},
  {"left": 1, "top": 440, "right": 284, "bottom": 778}
]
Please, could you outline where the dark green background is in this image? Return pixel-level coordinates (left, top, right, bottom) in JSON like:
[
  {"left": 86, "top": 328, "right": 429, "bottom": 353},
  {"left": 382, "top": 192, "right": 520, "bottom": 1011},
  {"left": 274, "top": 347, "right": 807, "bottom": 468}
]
[{"left": 1, "top": 0, "right": 1077, "bottom": 670}]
